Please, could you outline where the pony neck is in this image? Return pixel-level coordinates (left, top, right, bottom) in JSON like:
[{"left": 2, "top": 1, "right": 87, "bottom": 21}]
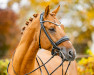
[{"left": 12, "top": 16, "right": 40, "bottom": 74}]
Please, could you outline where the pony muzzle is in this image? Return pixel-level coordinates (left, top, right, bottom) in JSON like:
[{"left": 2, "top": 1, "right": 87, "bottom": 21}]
[{"left": 59, "top": 47, "right": 76, "bottom": 61}]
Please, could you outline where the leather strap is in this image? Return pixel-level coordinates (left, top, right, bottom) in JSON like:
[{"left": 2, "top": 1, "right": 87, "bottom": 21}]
[{"left": 39, "top": 12, "right": 69, "bottom": 55}]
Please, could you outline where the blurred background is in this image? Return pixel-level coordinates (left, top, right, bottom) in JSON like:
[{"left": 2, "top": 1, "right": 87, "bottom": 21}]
[{"left": 0, "top": 0, "right": 94, "bottom": 75}]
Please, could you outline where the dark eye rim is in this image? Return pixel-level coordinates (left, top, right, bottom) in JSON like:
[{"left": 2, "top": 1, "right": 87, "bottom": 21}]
[{"left": 48, "top": 28, "right": 56, "bottom": 32}]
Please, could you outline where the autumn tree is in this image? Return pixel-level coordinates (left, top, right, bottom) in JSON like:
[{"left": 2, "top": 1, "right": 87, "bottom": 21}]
[{"left": 0, "top": 8, "right": 20, "bottom": 58}]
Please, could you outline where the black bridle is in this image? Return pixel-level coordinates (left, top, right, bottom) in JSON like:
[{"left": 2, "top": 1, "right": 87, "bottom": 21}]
[
  {"left": 39, "top": 12, "right": 69, "bottom": 55},
  {"left": 7, "top": 12, "right": 71, "bottom": 75}
]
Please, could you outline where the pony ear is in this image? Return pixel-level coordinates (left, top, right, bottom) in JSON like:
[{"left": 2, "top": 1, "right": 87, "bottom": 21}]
[
  {"left": 44, "top": 5, "right": 50, "bottom": 18},
  {"left": 52, "top": 5, "right": 60, "bottom": 14}
]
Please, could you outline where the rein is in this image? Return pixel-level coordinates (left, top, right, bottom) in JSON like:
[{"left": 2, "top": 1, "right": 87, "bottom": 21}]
[
  {"left": 7, "top": 12, "right": 71, "bottom": 75},
  {"left": 7, "top": 52, "right": 71, "bottom": 75}
]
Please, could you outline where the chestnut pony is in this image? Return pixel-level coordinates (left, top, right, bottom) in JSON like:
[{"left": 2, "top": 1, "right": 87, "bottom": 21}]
[{"left": 8, "top": 6, "right": 77, "bottom": 75}]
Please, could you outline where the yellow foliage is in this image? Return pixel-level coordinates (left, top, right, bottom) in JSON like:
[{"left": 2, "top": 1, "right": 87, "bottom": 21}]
[
  {"left": 40, "top": 1, "right": 51, "bottom": 7},
  {"left": 29, "top": 0, "right": 60, "bottom": 7},
  {"left": 77, "top": 50, "right": 94, "bottom": 75},
  {"left": 87, "top": 10, "right": 94, "bottom": 19},
  {"left": 86, "top": 49, "right": 94, "bottom": 56}
]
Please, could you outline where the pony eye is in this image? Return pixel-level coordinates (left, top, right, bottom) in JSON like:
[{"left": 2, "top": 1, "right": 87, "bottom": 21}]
[{"left": 49, "top": 28, "right": 55, "bottom": 32}]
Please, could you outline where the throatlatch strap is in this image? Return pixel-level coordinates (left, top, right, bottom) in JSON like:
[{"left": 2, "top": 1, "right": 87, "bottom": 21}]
[{"left": 39, "top": 27, "right": 42, "bottom": 48}]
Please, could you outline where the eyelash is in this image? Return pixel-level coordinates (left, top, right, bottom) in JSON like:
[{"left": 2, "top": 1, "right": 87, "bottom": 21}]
[{"left": 49, "top": 28, "right": 56, "bottom": 32}]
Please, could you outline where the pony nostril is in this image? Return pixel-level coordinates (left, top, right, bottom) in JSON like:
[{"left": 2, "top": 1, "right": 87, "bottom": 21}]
[{"left": 68, "top": 50, "right": 73, "bottom": 58}]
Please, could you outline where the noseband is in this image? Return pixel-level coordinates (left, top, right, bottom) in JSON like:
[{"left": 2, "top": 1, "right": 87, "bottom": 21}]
[
  {"left": 39, "top": 12, "right": 69, "bottom": 55},
  {"left": 7, "top": 12, "right": 71, "bottom": 75}
]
